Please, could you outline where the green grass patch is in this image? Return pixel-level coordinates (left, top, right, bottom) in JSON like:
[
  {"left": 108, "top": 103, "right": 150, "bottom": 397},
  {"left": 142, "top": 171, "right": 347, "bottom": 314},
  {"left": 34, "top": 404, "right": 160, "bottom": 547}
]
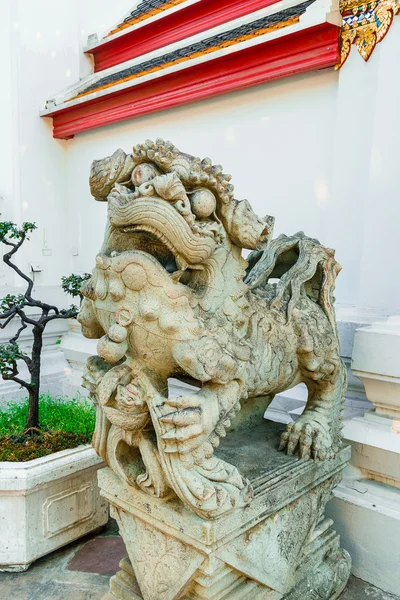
[{"left": 0, "top": 394, "right": 96, "bottom": 462}]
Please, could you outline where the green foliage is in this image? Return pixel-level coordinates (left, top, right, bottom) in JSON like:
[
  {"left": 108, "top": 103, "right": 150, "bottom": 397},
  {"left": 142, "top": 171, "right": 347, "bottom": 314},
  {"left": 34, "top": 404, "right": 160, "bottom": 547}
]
[
  {"left": 60, "top": 303, "right": 79, "bottom": 317},
  {"left": 0, "top": 395, "right": 96, "bottom": 461},
  {"left": 0, "top": 221, "right": 80, "bottom": 432},
  {"left": 61, "top": 273, "right": 91, "bottom": 299},
  {"left": 0, "top": 343, "right": 25, "bottom": 375},
  {"left": 0, "top": 294, "right": 25, "bottom": 313},
  {"left": 0, "top": 221, "right": 37, "bottom": 243},
  {"left": 0, "top": 394, "right": 95, "bottom": 437}
]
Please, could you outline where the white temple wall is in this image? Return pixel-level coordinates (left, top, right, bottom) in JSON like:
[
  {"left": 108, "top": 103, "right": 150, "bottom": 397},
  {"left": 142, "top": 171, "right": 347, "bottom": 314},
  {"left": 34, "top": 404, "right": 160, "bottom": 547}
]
[{"left": 0, "top": 0, "right": 22, "bottom": 291}]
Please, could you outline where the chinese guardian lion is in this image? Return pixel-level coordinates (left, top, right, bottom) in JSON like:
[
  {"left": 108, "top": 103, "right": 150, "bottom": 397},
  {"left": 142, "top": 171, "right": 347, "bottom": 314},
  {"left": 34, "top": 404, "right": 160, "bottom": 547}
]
[{"left": 79, "top": 139, "right": 346, "bottom": 519}]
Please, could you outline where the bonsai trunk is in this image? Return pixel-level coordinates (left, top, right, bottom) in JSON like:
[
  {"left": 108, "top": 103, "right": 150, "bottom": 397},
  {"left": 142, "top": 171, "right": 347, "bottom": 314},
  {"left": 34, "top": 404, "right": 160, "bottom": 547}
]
[{"left": 25, "top": 327, "right": 43, "bottom": 432}]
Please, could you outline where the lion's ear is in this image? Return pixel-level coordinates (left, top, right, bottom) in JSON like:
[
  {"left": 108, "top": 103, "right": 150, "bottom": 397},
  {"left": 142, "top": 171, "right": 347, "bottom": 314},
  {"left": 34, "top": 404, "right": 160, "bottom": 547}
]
[{"left": 220, "top": 199, "right": 275, "bottom": 250}]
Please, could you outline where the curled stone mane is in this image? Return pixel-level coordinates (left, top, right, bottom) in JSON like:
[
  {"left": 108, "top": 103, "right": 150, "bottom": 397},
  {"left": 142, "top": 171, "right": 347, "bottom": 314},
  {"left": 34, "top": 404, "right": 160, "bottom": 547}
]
[{"left": 131, "top": 139, "right": 235, "bottom": 207}]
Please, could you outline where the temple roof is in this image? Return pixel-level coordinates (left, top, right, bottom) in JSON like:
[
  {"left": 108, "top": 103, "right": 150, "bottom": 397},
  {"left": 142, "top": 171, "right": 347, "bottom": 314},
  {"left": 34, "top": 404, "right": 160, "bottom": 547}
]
[
  {"left": 78, "top": 0, "right": 315, "bottom": 100},
  {"left": 41, "top": 0, "right": 341, "bottom": 138}
]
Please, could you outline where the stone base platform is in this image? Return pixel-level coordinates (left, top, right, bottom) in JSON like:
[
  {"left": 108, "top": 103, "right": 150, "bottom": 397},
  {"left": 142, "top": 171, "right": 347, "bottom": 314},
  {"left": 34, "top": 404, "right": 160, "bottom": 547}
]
[{"left": 99, "top": 421, "right": 351, "bottom": 600}]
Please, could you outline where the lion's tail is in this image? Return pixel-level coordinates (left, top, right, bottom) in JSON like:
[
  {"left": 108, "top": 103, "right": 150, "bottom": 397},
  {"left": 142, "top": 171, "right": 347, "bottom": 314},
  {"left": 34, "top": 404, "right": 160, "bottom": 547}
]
[{"left": 245, "top": 232, "right": 341, "bottom": 332}]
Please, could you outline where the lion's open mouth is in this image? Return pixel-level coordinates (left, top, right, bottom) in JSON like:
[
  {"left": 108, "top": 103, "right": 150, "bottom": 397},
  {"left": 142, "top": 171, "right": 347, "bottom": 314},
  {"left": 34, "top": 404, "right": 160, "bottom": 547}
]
[
  {"left": 120, "top": 226, "right": 180, "bottom": 274},
  {"left": 108, "top": 195, "right": 216, "bottom": 268}
]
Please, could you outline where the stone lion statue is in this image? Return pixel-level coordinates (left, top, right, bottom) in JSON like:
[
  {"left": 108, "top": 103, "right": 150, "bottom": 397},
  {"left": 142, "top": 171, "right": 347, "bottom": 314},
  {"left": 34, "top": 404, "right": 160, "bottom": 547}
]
[{"left": 79, "top": 139, "right": 346, "bottom": 519}]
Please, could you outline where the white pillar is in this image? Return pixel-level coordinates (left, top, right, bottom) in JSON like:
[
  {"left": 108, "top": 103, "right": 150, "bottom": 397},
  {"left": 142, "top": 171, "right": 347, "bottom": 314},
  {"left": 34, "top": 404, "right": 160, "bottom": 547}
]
[{"left": 327, "top": 316, "right": 400, "bottom": 596}]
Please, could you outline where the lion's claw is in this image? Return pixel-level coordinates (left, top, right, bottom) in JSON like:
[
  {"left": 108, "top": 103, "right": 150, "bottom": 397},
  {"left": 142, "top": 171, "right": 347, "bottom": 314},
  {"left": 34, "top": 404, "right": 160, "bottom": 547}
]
[
  {"left": 279, "top": 417, "right": 333, "bottom": 461},
  {"left": 158, "top": 394, "right": 219, "bottom": 454},
  {"left": 160, "top": 407, "right": 201, "bottom": 427}
]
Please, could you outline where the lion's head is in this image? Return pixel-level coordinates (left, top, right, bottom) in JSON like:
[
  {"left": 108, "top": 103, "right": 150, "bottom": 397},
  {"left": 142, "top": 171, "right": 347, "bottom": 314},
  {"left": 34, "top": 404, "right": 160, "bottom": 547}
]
[{"left": 89, "top": 139, "right": 274, "bottom": 282}]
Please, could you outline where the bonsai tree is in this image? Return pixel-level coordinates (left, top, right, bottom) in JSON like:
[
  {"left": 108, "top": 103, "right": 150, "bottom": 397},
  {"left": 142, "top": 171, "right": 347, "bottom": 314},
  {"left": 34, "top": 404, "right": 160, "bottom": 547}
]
[
  {"left": 0, "top": 222, "right": 79, "bottom": 433},
  {"left": 61, "top": 272, "right": 91, "bottom": 305}
]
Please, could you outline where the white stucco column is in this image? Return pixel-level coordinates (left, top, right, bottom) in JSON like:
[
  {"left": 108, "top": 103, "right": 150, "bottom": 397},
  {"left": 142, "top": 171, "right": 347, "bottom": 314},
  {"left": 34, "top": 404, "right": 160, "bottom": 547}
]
[
  {"left": 329, "top": 20, "right": 400, "bottom": 319},
  {"left": 327, "top": 316, "right": 400, "bottom": 596}
]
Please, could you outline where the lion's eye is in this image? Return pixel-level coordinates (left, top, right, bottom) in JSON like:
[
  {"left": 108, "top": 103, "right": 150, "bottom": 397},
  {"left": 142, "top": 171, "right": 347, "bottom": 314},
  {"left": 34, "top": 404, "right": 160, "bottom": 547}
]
[{"left": 131, "top": 163, "right": 159, "bottom": 187}]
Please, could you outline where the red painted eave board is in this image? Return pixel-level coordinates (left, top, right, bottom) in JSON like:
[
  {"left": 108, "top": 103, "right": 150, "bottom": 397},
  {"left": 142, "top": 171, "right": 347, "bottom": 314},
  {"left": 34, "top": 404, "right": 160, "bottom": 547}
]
[
  {"left": 90, "top": 0, "right": 282, "bottom": 72},
  {"left": 46, "top": 24, "right": 340, "bottom": 140}
]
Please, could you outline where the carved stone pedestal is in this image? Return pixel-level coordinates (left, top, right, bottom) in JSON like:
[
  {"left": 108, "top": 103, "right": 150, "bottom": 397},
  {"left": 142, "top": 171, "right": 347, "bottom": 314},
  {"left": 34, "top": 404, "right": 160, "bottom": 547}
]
[{"left": 99, "top": 422, "right": 351, "bottom": 600}]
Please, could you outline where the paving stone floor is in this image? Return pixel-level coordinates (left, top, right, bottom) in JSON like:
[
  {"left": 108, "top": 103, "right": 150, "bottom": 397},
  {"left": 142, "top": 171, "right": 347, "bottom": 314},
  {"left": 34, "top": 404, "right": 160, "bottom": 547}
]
[{"left": 0, "top": 521, "right": 398, "bottom": 600}]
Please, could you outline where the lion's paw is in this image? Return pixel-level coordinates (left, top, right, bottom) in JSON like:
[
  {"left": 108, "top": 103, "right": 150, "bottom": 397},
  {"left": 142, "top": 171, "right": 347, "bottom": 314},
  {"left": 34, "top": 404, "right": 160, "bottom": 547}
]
[
  {"left": 158, "top": 394, "right": 219, "bottom": 454},
  {"left": 279, "top": 416, "right": 334, "bottom": 461}
]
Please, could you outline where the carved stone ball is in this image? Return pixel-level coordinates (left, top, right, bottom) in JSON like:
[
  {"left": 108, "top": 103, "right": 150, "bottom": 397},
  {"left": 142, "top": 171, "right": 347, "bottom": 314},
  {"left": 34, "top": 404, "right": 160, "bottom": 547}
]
[
  {"left": 97, "top": 336, "right": 128, "bottom": 364},
  {"left": 189, "top": 188, "right": 217, "bottom": 218},
  {"left": 108, "top": 323, "right": 128, "bottom": 343},
  {"left": 131, "top": 163, "right": 159, "bottom": 187}
]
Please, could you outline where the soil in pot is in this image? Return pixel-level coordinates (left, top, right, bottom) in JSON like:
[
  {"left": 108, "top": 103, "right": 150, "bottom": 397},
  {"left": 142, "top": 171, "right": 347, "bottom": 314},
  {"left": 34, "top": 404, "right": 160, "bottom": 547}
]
[{"left": 0, "top": 394, "right": 95, "bottom": 462}]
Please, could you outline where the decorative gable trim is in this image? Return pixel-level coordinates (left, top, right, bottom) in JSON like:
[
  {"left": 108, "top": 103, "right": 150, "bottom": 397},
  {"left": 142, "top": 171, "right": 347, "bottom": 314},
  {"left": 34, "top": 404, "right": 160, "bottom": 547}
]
[
  {"left": 80, "top": 0, "right": 315, "bottom": 98},
  {"left": 337, "top": 0, "right": 399, "bottom": 66},
  {"left": 87, "top": 0, "right": 284, "bottom": 72}
]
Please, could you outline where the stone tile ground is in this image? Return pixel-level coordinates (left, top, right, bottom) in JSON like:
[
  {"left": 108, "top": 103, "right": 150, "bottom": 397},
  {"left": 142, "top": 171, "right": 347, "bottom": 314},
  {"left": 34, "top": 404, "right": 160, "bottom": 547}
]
[{"left": 0, "top": 521, "right": 398, "bottom": 600}]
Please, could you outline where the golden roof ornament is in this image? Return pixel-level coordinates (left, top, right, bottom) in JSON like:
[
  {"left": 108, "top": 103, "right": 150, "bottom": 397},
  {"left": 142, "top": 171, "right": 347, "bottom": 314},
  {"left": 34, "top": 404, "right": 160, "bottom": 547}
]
[{"left": 337, "top": 0, "right": 400, "bottom": 67}]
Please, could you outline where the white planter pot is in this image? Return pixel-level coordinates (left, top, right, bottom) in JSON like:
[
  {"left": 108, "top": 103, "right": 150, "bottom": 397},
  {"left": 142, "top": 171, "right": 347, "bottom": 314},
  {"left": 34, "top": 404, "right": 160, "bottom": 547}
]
[{"left": 0, "top": 445, "right": 108, "bottom": 571}]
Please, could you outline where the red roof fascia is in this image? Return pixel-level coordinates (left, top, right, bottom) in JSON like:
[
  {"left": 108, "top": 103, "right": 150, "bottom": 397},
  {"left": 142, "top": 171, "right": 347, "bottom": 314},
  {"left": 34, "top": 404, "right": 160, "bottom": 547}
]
[
  {"left": 89, "top": 0, "right": 282, "bottom": 72},
  {"left": 47, "top": 23, "right": 340, "bottom": 139}
]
